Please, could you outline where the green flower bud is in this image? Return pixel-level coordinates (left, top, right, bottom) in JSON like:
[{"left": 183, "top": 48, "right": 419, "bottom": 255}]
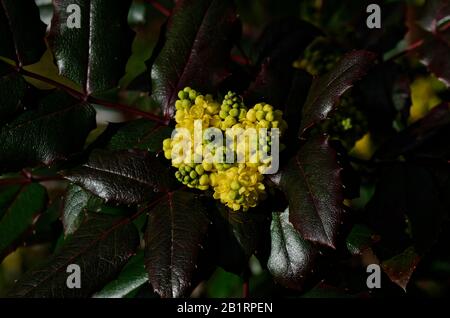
[
  {"left": 246, "top": 109, "right": 256, "bottom": 122},
  {"left": 219, "top": 110, "right": 228, "bottom": 119},
  {"left": 178, "top": 90, "right": 188, "bottom": 100},
  {"left": 229, "top": 108, "right": 239, "bottom": 117},
  {"left": 195, "top": 165, "right": 204, "bottom": 175},
  {"left": 182, "top": 99, "right": 191, "bottom": 109},
  {"left": 189, "top": 171, "right": 198, "bottom": 179},
  {"left": 230, "top": 180, "right": 240, "bottom": 190},
  {"left": 263, "top": 104, "right": 273, "bottom": 112},
  {"left": 228, "top": 190, "right": 237, "bottom": 200},
  {"left": 189, "top": 90, "right": 197, "bottom": 100},
  {"left": 256, "top": 110, "right": 265, "bottom": 121},
  {"left": 199, "top": 174, "right": 210, "bottom": 186}
]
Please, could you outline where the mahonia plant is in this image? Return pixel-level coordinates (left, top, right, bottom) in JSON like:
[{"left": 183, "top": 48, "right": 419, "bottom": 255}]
[
  {"left": 1, "top": 0, "right": 447, "bottom": 300},
  {"left": 163, "top": 87, "right": 287, "bottom": 211}
]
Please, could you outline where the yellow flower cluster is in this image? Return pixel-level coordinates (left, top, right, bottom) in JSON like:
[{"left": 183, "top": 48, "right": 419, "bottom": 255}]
[{"left": 163, "top": 87, "right": 287, "bottom": 211}]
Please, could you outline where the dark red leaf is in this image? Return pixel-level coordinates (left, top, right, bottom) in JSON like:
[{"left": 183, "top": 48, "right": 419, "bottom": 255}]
[
  {"left": 382, "top": 246, "right": 421, "bottom": 291},
  {"left": 48, "top": 0, "right": 134, "bottom": 94},
  {"left": 144, "top": 191, "right": 209, "bottom": 298},
  {"left": 0, "top": 0, "right": 46, "bottom": 66},
  {"left": 149, "top": 0, "right": 238, "bottom": 118},
  {"left": 64, "top": 149, "right": 175, "bottom": 205},
  {"left": 406, "top": 0, "right": 450, "bottom": 87},
  {"left": 299, "top": 50, "right": 376, "bottom": 136},
  {"left": 8, "top": 214, "right": 139, "bottom": 297},
  {"left": 278, "top": 136, "right": 344, "bottom": 248}
]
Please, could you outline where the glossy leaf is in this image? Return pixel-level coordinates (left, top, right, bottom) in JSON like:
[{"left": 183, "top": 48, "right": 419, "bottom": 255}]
[
  {"left": 149, "top": 0, "right": 238, "bottom": 118},
  {"left": 8, "top": 214, "right": 139, "bottom": 298},
  {"left": 0, "top": 91, "right": 96, "bottom": 173},
  {"left": 48, "top": 0, "right": 133, "bottom": 94},
  {"left": 277, "top": 136, "right": 344, "bottom": 248},
  {"left": 0, "top": 183, "right": 47, "bottom": 261},
  {"left": 0, "top": 62, "right": 27, "bottom": 121},
  {"left": 267, "top": 209, "right": 318, "bottom": 290},
  {"left": 0, "top": 0, "right": 46, "bottom": 66},
  {"left": 382, "top": 246, "right": 421, "bottom": 291},
  {"left": 62, "top": 184, "right": 103, "bottom": 235},
  {"left": 299, "top": 50, "right": 376, "bottom": 136},
  {"left": 93, "top": 251, "right": 148, "bottom": 298},
  {"left": 64, "top": 149, "right": 174, "bottom": 205},
  {"left": 406, "top": 0, "right": 450, "bottom": 87},
  {"left": 107, "top": 119, "right": 172, "bottom": 152},
  {"left": 144, "top": 191, "right": 209, "bottom": 298}
]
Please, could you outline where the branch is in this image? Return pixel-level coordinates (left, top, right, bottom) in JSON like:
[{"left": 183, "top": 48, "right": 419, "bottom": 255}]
[
  {"left": 384, "top": 39, "right": 424, "bottom": 63},
  {"left": 242, "top": 268, "right": 250, "bottom": 298},
  {"left": 144, "top": 0, "right": 171, "bottom": 17},
  {"left": 89, "top": 96, "right": 169, "bottom": 125},
  {"left": 15, "top": 66, "right": 169, "bottom": 125},
  {"left": 0, "top": 171, "right": 63, "bottom": 186}
]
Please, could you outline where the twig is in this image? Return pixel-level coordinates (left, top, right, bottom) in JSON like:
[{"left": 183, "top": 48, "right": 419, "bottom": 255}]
[
  {"left": 384, "top": 39, "right": 424, "bottom": 63},
  {"left": 19, "top": 68, "right": 85, "bottom": 100},
  {"left": 0, "top": 171, "right": 63, "bottom": 186},
  {"left": 89, "top": 96, "right": 169, "bottom": 125},
  {"left": 242, "top": 269, "right": 250, "bottom": 298},
  {"left": 144, "top": 0, "right": 171, "bottom": 17},
  {"left": 16, "top": 67, "right": 169, "bottom": 125}
]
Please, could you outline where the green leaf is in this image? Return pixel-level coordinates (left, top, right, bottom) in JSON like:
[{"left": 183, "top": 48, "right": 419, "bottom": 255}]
[
  {"left": 149, "top": 0, "right": 238, "bottom": 118},
  {"left": 346, "top": 224, "right": 376, "bottom": 256},
  {"left": 48, "top": 0, "right": 134, "bottom": 94},
  {"left": 277, "top": 136, "right": 344, "bottom": 248},
  {"left": 381, "top": 246, "right": 421, "bottom": 291},
  {"left": 0, "top": 0, "right": 47, "bottom": 66},
  {"left": 93, "top": 250, "right": 148, "bottom": 298},
  {"left": 0, "top": 61, "right": 27, "bottom": 122},
  {"left": 107, "top": 119, "right": 172, "bottom": 152},
  {"left": 0, "top": 183, "right": 47, "bottom": 261},
  {"left": 62, "top": 184, "right": 103, "bottom": 235},
  {"left": 144, "top": 191, "right": 209, "bottom": 298},
  {"left": 0, "top": 184, "right": 21, "bottom": 217},
  {"left": 8, "top": 214, "right": 139, "bottom": 297},
  {"left": 0, "top": 90, "right": 96, "bottom": 173},
  {"left": 299, "top": 50, "right": 376, "bottom": 136},
  {"left": 267, "top": 209, "right": 318, "bottom": 290},
  {"left": 64, "top": 149, "right": 175, "bottom": 205}
]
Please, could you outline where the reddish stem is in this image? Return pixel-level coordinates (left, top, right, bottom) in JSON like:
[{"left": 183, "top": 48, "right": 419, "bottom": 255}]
[
  {"left": 19, "top": 68, "right": 84, "bottom": 100},
  {"left": 384, "top": 39, "right": 424, "bottom": 63},
  {"left": 0, "top": 173, "right": 63, "bottom": 186},
  {"left": 242, "top": 279, "right": 250, "bottom": 298},
  {"left": 16, "top": 67, "right": 169, "bottom": 125},
  {"left": 88, "top": 96, "right": 169, "bottom": 125},
  {"left": 242, "top": 267, "right": 250, "bottom": 299},
  {"left": 145, "top": 0, "right": 171, "bottom": 17},
  {"left": 0, "top": 178, "right": 31, "bottom": 186}
]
